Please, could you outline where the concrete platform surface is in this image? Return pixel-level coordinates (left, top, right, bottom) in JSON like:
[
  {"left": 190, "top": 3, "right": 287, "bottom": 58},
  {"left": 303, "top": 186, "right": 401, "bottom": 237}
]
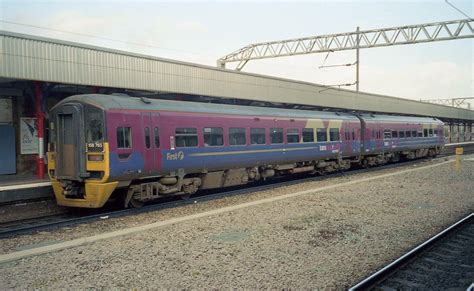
[{"left": 0, "top": 157, "right": 473, "bottom": 288}]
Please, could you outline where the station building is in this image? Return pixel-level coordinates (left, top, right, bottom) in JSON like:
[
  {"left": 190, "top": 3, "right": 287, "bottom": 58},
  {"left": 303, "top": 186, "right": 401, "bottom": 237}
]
[{"left": 0, "top": 30, "right": 473, "bottom": 178}]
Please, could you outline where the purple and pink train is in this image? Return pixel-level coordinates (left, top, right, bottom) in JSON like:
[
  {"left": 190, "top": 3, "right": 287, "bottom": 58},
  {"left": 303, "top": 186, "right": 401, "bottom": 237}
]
[{"left": 47, "top": 94, "right": 444, "bottom": 208}]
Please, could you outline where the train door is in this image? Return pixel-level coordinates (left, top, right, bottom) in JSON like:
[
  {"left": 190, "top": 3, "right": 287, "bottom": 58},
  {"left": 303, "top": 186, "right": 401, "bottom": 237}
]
[
  {"left": 151, "top": 113, "right": 162, "bottom": 173},
  {"left": 342, "top": 124, "right": 351, "bottom": 154},
  {"left": 55, "top": 104, "right": 86, "bottom": 180},
  {"left": 141, "top": 113, "right": 154, "bottom": 175},
  {"left": 358, "top": 119, "right": 366, "bottom": 155}
]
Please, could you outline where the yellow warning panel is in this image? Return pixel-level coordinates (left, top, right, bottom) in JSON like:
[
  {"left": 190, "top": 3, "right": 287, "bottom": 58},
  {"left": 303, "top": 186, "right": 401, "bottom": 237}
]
[{"left": 455, "top": 147, "right": 464, "bottom": 155}]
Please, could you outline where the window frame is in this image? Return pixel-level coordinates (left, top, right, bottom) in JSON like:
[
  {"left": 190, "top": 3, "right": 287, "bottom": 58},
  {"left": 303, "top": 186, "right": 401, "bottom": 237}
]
[
  {"left": 329, "top": 128, "right": 340, "bottom": 142},
  {"left": 203, "top": 127, "right": 224, "bottom": 147},
  {"left": 229, "top": 127, "right": 246, "bottom": 146},
  {"left": 270, "top": 128, "right": 284, "bottom": 144},
  {"left": 302, "top": 128, "right": 314, "bottom": 143},
  {"left": 250, "top": 128, "right": 266, "bottom": 145},
  {"left": 85, "top": 106, "right": 105, "bottom": 144},
  {"left": 287, "top": 128, "right": 300, "bottom": 144},
  {"left": 144, "top": 127, "right": 151, "bottom": 149},
  {"left": 116, "top": 126, "right": 133, "bottom": 149},
  {"left": 154, "top": 127, "right": 160, "bottom": 148},
  {"left": 316, "top": 128, "right": 328, "bottom": 142},
  {"left": 175, "top": 127, "right": 198, "bottom": 148}
]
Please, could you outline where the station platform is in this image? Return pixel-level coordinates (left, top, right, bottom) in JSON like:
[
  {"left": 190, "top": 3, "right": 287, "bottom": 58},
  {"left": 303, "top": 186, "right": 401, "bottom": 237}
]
[
  {"left": 0, "top": 174, "right": 52, "bottom": 204},
  {"left": 0, "top": 141, "right": 472, "bottom": 204}
]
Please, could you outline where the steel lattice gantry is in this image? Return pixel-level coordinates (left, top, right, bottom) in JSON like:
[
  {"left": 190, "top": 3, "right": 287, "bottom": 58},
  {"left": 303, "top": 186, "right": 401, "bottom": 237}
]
[
  {"left": 217, "top": 19, "right": 474, "bottom": 70},
  {"left": 420, "top": 97, "right": 474, "bottom": 109}
]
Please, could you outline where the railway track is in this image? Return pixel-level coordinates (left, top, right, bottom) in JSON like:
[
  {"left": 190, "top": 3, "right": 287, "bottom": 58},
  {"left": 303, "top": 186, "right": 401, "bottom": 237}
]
[
  {"left": 1, "top": 146, "right": 472, "bottom": 239},
  {"left": 350, "top": 213, "right": 474, "bottom": 290}
]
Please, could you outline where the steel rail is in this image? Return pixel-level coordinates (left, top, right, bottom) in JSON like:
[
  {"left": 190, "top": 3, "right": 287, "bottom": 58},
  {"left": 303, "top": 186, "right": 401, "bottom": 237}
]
[
  {"left": 1, "top": 146, "right": 473, "bottom": 239},
  {"left": 0, "top": 158, "right": 444, "bottom": 239},
  {"left": 349, "top": 213, "right": 474, "bottom": 290}
]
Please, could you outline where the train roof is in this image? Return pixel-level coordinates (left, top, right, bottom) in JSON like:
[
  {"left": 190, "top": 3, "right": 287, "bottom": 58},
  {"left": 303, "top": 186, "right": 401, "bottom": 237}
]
[
  {"left": 56, "top": 94, "right": 443, "bottom": 124},
  {"left": 358, "top": 113, "right": 443, "bottom": 125},
  {"left": 57, "top": 94, "right": 360, "bottom": 120}
]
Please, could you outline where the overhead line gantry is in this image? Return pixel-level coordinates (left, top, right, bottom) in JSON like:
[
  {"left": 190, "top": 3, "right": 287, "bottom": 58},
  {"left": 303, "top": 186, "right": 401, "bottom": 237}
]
[{"left": 217, "top": 19, "right": 474, "bottom": 71}]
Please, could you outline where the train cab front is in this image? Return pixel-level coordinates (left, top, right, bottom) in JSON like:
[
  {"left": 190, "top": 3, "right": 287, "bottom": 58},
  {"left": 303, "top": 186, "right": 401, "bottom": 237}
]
[{"left": 47, "top": 100, "right": 118, "bottom": 208}]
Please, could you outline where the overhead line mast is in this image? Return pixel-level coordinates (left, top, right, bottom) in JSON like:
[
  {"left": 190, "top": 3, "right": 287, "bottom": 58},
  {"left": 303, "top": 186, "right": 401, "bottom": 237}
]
[{"left": 217, "top": 19, "right": 474, "bottom": 72}]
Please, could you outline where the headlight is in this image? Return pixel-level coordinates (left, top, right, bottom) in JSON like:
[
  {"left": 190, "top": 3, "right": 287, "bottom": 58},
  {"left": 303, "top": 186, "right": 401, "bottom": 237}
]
[{"left": 88, "top": 154, "right": 104, "bottom": 161}]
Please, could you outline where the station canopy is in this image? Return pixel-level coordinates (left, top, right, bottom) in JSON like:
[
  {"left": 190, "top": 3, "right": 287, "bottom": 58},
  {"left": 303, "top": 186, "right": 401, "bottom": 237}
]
[{"left": 0, "top": 30, "right": 473, "bottom": 121}]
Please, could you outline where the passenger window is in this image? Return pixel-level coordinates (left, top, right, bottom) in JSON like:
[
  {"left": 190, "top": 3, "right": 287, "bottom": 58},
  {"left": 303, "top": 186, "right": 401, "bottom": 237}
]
[
  {"left": 433, "top": 129, "right": 437, "bottom": 137},
  {"left": 406, "top": 131, "right": 411, "bottom": 138},
  {"left": 383, "top": 130, "right": 391, "bottom": 140},
  {"left": 204, "top": 127, "right": 223, "bottom": 146},
  {"left": 399, "top": 131, "right": 405, "bottom": 138},
  {"left": 429, "top": 129, "right": 433, "bottom": 137},
  {"left": 329, "top": 128, "right": 340, "bottom": 141},
  {"left": 418, "top": 131, "right": 423, "bottom": 137},
  {"left": 229, "top": 127, "right": 246, "bottom": 145},
  {"left": 176, "top": 128, "right": 198, "bottom": 147},
  {"left": 154, "top": 127, "right": 160, "bottom": 148},
  {"left": 144, "top": 127, "right": 151, "bottom": 149},
  {"left": 250, "top": 128, "right": 266, "bottom": 145},
  {"left": 270, "top": 128, "right": 284, "bottom": 144},
  {"left": 316, "top": 128, "right": 327, "bottom": 142},
  {"left": 117, "top": 127, "right": 132, "bottom": 149},
  {"left": 352, "top": 129, "right": 355, "bottom": 140},
  {"left": 391, "top": 131, "right": 398, "bottom": 138},
  {"left": 412, "top": 131, "right": 417, "bottom": 137},
  {"left": 423, "top": 129, "right": 428, "bottom": 137},
  {"left": 287, "top": 128, "right": 299, "bottom": 143},
  {"left": 302, "top": 128, "right": 314, "bottom": 143}
]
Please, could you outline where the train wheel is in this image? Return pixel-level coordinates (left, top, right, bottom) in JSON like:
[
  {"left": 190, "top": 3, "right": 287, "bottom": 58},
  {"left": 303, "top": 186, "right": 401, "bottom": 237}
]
[
  {"left": 179, "top": 194, "right": 192, "bottom": 200},
  {"left": 124, "top": 185, "right": 144, "bottom": 208},
  {"left": 129, "top": 198, "right": 145, "bottom": 208}
]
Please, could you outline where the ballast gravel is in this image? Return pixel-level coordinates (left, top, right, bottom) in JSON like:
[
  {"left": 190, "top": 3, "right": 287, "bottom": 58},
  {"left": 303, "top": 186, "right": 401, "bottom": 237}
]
[
  {"left": 0, "top": 157, "right": 473, "bottom": 289},
  {"left": 0, "top": 158, "right": 455, "bottom": 253}
]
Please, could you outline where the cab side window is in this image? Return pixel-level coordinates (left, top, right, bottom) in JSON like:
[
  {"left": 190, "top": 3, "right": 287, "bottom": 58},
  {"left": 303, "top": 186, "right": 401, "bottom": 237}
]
[{"left": 117, "top": 127, "right": 132, "bottom": 149}]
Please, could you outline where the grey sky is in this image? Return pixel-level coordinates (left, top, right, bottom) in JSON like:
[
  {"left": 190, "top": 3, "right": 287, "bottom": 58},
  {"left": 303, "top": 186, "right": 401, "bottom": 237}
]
[{"left": 1, "top": 0, "right": 473, "bottom": 102}]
